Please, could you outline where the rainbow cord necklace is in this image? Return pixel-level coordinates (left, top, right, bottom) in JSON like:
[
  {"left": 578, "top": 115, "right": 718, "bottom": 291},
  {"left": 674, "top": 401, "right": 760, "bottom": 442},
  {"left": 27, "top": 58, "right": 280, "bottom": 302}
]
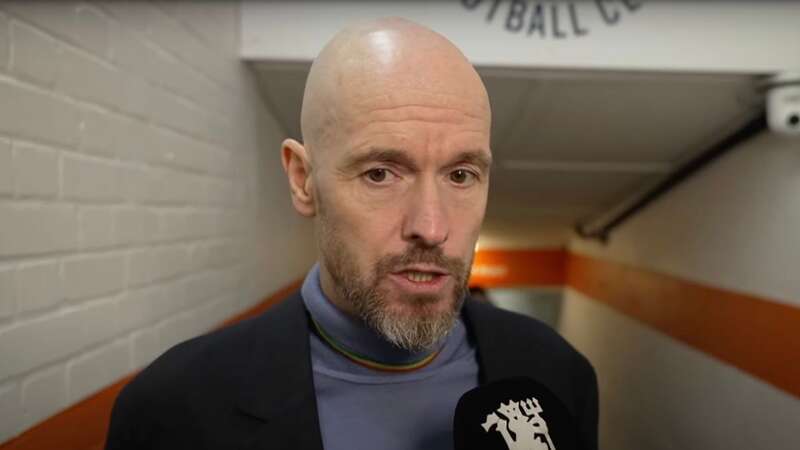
[{"left": 310, "top": 317, "right": 440, "bottom": 373}]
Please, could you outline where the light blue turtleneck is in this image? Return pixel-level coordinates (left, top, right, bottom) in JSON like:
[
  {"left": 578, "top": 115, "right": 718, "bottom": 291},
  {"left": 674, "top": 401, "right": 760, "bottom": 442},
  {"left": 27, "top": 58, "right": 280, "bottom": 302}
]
[{"left": 301, "top": 264, "right": 480, "bottom": 450}]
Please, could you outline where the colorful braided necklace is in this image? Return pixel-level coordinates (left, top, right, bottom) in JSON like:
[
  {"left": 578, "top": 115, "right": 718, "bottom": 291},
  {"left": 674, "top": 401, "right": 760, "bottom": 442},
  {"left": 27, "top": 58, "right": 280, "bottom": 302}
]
[{"left": 310, "top": 317, "right": 440, "bottom": 373}]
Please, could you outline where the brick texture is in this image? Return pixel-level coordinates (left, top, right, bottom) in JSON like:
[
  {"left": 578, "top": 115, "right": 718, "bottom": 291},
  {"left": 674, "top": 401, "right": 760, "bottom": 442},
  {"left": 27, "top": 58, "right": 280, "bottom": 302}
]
[
  {"left": 15, "top": 261, "right": 62, "bottom": 314},
  {"left": 9, "top": 21, "right": 61, "bottom": 87},
  {"left": 0, "top": 383, "right": 23, "bottom": 441},
  {"left": 13, "top": 141, "right": 59, "bottom": 198},
  {"left": 0, "top": 1, "right": 316, "bottom": 443},
  {"left": 0, "top": 13, "right": 10, "bottom": 71},
  {"left": 20, "top": 364, "right": 67, "bottom": 430},
  {"left": 67, "top": 340, "right": 130, "bottom": 403},
  {"left": 0, "top": 138, "right": 12, "bottom": 194},
  {"left": 0, "top": 268, "right": 14, "bottom": 319}
]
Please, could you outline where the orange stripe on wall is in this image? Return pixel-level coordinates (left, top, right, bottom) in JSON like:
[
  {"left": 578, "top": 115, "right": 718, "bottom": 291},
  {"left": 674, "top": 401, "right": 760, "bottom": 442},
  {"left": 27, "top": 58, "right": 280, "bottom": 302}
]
[
  {"left": 470, "top": 248, "right": 566, "bottom": 288},
  {"left": 566, "top": 252, "right": 800, "bottom": 399},
  {"left": 0, "top": 278, "right": 303, "bottom": 450},
  {"left": 0, "top": 375, "right": 136, "bottom": 450}
]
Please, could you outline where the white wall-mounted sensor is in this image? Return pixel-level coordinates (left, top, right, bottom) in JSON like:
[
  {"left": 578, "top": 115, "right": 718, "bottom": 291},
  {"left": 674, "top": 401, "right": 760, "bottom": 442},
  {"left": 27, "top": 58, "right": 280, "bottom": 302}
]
[{"left": 766, "top": 72, "right": 800, "bottom": 136}]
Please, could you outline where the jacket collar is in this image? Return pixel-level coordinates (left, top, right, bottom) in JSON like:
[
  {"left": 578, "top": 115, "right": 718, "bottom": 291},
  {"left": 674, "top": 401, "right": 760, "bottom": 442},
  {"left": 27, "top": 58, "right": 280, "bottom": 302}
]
[
  {"left": 235, "top": 292, "right": 325, "bottom": 450},
  {"left": 232, "top": 293, "right": 505, "bottom": 450},
  {"left": 462, "top": 298, "right": 514, "bottom": 383}
]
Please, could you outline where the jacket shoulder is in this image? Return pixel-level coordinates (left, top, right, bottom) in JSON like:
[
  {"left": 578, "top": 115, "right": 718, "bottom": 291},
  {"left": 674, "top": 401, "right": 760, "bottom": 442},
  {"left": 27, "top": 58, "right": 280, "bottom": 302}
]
[
  {"left": 106, "top": 293, "right": 305, "bottom": 446},
  {"left": 121, "top": 293, "right": 302, "bottom": 401},
  {"left": 124, "top": 316, "right": 252, "bottom": 398}
]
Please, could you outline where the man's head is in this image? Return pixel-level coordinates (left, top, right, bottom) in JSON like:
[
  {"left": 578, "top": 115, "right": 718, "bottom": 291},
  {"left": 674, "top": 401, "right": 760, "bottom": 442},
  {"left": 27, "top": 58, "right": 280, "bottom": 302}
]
[{"left": 282, "top": 18, "right": 492, "bottom": 351}]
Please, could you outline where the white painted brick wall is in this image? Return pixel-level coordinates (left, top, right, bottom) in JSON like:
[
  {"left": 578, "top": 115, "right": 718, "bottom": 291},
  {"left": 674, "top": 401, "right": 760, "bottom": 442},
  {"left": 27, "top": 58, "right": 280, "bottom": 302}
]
[
  {"left": 9, "top": 21, "right": 61, "bottom": 88},
  {"left": 0, "top": 1, "right": 316, "bottom": 442},
  {"left": 72, "top": 4, "right": 107, "bottom": 58},
  {"left": 82, "top": 297, "right": 119, "bottom": 347},
  {"left": 15, "top": 261, "right": 62, "bottom": 314},
  {"left": 0, "top": 269, "right": 14, "bottom": 319},
  {"left": 130, "top": 327, "right": 159, "bottom": 369},
  {"left": 79, "top": 108, "right": 120, "bottom": 158},
  {"left": 78, "top": 206, "right": 115, "bottom": 249},
  {"left": 0, "top": 204, "right": 79, "bottom": 256},
  {"left": 13, "top": 141, "right": 59, "bottom": 198},
  {"left": 62, "top": 154, "right": 120, "bottom": 202},
  {"left": 67, "top": 340, "right": 130, "bottom": 403},
  {"left": 0, "top": 80, "right": 82, "bottom": 147},
  {"left": 63, "top": 253, "right": 125, "bottom": 301},
  {"left": 0, "top": 138, "right": 13, "bottom": 194},
  {"left": 0, "top": 383, "right": 22, "bottom": 440},
  {"left": 0, "top": 13, "right": 9, "bottom": 70},
  {"left": 20, "top": 364, "right": 67, "bottom": 430},
  {"left": 114, "top": 207, "right": 158, "bottom": 245},
  {"left": 57, "top": 48, "right": 120, "bottom": 111},
  {"left": 0, "top": 309, "right": 85, "bottom": 380}
]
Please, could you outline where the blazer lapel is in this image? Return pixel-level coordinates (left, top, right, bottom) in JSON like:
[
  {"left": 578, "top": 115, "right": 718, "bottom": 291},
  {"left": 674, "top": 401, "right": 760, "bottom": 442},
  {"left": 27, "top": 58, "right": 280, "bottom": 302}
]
[
  {"left": 462, "top": 298, "right": 587, "bottom": 421},
  {"left": 235, "top": 293, "right": 324, "bottom": 450},
  {"left": 462, "top": 298, "right": 538, "bottom": 383}
]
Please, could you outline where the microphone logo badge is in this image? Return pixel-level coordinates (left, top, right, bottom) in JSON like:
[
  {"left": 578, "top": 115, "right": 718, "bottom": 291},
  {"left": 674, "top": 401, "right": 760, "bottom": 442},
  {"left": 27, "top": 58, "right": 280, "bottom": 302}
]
[{"left": 481, "top": 397, "right": 556, "bottom": 450}]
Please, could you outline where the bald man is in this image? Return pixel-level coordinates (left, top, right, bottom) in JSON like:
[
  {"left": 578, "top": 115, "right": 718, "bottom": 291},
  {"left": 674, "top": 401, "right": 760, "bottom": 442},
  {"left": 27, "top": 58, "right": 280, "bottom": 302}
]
[{"left": 106, "top": 19, "right": 597, "bottom": 450}]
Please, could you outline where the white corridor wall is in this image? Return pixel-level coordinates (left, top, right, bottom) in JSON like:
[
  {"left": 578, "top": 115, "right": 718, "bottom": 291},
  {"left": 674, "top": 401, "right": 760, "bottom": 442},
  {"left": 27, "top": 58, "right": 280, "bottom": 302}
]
[
  {"left": 0, "top": 1, "right": 315, "bottom": 441},
  {"left": 563, "top": 132, "right": 800, "bottom": 450}
]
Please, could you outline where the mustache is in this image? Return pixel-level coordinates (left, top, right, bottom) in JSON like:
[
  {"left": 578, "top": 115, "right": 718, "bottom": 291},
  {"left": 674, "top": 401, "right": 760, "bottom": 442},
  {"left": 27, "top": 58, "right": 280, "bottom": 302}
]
[{"left": 375, "top": 246, "right": 467, "bottom": 277}]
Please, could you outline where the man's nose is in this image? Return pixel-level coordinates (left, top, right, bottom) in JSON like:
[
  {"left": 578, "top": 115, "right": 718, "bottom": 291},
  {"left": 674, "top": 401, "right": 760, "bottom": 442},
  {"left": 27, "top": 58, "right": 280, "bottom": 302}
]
[{"left": 402, "top": 179, "right": 449, "bottom": 247}]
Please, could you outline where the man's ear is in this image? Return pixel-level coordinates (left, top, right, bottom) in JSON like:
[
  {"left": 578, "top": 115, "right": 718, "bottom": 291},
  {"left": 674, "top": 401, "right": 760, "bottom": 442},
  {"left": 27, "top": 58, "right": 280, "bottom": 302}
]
[{"left": 281, "top": 139, "right": 316, "bottom": 217}]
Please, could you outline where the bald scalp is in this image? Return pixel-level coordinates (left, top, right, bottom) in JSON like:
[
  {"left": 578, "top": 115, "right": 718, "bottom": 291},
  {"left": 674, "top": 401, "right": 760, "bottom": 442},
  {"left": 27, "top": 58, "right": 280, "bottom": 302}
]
[{"left": 300, "top": 18, "right": 490, "bottom": 158}]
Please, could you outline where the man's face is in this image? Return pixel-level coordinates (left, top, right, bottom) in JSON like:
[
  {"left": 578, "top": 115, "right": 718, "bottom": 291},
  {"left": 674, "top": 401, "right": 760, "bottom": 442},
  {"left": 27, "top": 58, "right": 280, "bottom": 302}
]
[{"left": 313, "top": 84, "right": 491, "bottom": 351}]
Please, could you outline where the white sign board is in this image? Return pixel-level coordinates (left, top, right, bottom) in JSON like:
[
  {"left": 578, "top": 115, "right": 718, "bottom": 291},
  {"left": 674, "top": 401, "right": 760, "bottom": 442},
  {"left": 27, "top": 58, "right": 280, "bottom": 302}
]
[{"left": 241, "top": 0, "right": 800, "bottom": 74}]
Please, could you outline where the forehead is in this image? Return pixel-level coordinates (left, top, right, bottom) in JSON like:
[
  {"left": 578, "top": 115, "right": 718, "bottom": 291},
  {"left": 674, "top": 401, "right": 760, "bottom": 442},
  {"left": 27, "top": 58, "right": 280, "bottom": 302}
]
[
  {"left": 334, "top": 86, "right": 491, "bottom": 153},
  {"left": 350, "top": 88, "right": 489, "bottom": 123}
]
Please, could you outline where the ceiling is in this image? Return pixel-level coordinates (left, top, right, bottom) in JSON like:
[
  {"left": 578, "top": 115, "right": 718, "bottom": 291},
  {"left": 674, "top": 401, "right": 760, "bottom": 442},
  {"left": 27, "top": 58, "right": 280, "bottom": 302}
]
[{"left": 251, "top": 62, "right": 761, "bottom": 247}]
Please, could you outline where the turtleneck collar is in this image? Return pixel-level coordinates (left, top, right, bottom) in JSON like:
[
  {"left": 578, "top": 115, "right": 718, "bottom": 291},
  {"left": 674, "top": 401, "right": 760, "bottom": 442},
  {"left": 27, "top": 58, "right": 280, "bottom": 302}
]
[{"left": 302, "top": 263, "right": 451, "bottom": 367}]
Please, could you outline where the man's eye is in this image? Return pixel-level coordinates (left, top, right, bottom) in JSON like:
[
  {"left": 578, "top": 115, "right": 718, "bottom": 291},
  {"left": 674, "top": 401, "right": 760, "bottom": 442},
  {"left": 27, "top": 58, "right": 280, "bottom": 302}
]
[
  {"left": 449, "top": 169, "right": 477, "bottom": 185},
  {"left": 364, "top": 168, "right": 395, "bottom": 184}
]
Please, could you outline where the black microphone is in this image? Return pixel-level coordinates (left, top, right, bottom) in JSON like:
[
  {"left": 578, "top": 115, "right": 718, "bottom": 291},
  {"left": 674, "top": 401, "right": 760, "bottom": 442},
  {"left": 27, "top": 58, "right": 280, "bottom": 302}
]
[{"left": 453, "top": 377, "right": 578, "bottom": 450}]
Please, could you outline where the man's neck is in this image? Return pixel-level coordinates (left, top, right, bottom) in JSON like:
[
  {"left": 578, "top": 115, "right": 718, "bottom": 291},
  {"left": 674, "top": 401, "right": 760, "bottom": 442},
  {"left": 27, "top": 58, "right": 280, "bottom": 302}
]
[{"left": 317, "top": 262, "right": 358, "bottom": 318}]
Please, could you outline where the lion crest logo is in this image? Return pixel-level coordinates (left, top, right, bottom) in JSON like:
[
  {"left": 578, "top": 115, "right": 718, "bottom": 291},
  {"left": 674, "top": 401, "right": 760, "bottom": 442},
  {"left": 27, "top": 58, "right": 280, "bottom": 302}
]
[{"left": 481, "top": 397, "right": 556, "bottom": 450}]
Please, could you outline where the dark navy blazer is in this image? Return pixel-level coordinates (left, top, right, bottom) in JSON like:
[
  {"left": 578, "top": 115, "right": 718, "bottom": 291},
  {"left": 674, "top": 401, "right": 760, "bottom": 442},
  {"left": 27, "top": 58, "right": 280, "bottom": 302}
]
[{"left": 105, "top": 292, "right": 598, "bottom": 450}]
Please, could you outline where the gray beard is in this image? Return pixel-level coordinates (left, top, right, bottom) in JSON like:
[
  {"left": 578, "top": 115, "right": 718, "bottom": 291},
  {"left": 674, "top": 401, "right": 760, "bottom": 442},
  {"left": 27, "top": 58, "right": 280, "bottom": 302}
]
[
  {"left": 337, "top": 270, "right": 466, "bottom": 352},
  {"left": 319, "top": 217, "right": 469, "bottom": 352}
]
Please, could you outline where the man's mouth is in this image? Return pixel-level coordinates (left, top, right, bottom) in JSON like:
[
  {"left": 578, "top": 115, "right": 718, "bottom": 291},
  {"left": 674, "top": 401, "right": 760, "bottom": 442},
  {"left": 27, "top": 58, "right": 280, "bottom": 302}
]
[
  {"left": 403, "top": 271, "right": 437, "bottom": 283},
  {"left": 389, "top": 266, "right": 451, "bottom": 297},
  {"left": 392, "top": 266, "right": 449, "bottom": 287}
]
